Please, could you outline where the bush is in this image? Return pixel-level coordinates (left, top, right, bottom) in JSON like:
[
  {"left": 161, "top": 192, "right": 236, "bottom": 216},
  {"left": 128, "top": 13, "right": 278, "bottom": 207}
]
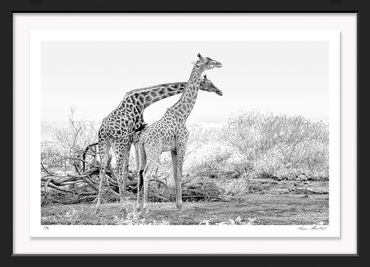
[{"left": 222, "top": 112, "right": 329, "bottom": 180}]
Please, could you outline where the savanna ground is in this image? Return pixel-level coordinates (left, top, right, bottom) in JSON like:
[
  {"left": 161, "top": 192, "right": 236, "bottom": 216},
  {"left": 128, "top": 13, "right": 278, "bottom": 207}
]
[
  {"left": 41, "top": 179, "right": 328, "bottom": 225},
  {"left": 41, "top": 111, "right": 329, "bottom": 225}
]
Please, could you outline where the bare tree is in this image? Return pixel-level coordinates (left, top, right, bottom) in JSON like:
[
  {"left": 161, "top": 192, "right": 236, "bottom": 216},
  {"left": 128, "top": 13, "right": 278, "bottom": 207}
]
[{"left": 52, "top": 107, "right": 99, "bottom": 173}]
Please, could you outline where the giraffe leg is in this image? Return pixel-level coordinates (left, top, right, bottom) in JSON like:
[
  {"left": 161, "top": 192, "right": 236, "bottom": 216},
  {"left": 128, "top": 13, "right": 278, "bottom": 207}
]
[
  {"left": 174, "top": 132, "right": 189, "bottom": 210},
  {"left": 134, "top": 142, "right": 140, "bottom": 208},
  {"left": 171, "top": 150, "right": 179, "bottom": 208},
  {"left": 135, "top": 143, "right": 145, "bottom": 210},
  {"left": 142, "top": 163, "right": 156, "bottom": 210},
  {"left": 96, "top": 141, "right": 111, "bottom": 211},
  {"left": 174, "top": 151, "right": 183, "bottom": 210},
  {"left": 135, "top": 151, "right": 141, "bottom": 209},
  {"left": 139, "top": 143, "right": 160, "bottom": 210},
  {"left": 134, "top": 142, "right": 141, "bottom": 176},
  {"left": 136, "top": 169, "right": 142, "bottom": 210},
  {"left": 112, "top": 140, "right": 132, "bottom": 212}
]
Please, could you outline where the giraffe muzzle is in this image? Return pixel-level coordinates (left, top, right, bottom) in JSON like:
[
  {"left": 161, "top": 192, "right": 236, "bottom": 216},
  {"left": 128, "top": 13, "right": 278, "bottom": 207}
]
[
  {"left": 216, "top": 90, "right": 223, "bottom": 96},
  {"left": 214, "top": 62, "right": 223, "bottom": 68}
]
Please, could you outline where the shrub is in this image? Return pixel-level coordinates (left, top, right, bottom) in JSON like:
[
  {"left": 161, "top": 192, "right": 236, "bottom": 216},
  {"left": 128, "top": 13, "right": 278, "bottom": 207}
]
[{"left": 222, "top": 112, "right": 329, "bottom": 180}]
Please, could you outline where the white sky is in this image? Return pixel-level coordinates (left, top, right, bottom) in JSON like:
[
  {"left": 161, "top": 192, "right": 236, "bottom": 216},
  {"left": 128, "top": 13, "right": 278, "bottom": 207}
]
[{"left": 41, "top": 41, "right": 329, "bottom": 124}]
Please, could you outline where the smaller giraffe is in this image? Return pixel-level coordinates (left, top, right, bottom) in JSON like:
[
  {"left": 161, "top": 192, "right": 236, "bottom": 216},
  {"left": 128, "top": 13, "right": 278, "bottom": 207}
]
[{"left": 136, "top": 54, "right": 223, "bottom": 210}]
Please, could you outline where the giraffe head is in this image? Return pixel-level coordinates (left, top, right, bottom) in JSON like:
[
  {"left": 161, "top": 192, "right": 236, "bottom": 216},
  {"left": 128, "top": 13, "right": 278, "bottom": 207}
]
[
  {"left": 199, "top": 75, "right": 223, "bottom": 96},
  {"left": 193, "top": 53, "right": 222, "bottom": 70}
]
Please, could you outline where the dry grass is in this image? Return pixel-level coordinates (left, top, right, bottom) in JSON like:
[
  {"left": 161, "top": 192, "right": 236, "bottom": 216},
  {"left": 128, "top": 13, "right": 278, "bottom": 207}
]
[{"left": 41, "top": 179, "right": 328, "bottom": 226}]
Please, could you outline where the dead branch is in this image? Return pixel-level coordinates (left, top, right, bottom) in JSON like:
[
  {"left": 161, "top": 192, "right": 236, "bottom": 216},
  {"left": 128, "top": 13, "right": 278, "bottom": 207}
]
[
  {"left": 41, "top": 140, "right": 225, "bottom": 205},
  {"left": 82, "top": 142, "right": 98, "bottom": 172}
]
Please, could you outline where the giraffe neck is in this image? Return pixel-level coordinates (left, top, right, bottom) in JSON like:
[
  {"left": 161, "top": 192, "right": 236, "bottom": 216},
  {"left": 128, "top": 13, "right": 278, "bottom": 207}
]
[
  {"left": 171, "top": 66, "right": 203, "bottom": 122},
  {"left": 124, "top": 82, "right": 188, "bottom": 111}
]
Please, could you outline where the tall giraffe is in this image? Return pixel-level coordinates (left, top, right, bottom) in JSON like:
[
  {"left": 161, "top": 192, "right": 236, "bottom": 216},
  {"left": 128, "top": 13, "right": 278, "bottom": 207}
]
[
  {"left": 136, "top": 53, "right": 222, "bottom": 210},
  {"left": 96, "top": 76, "right": 223, "bottom": 210}
]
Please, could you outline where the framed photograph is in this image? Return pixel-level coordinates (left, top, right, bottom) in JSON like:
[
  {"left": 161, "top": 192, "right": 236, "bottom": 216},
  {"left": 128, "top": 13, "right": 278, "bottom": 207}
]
[{"left": 8, "top": 0, "right": 364, "bottom": 261}]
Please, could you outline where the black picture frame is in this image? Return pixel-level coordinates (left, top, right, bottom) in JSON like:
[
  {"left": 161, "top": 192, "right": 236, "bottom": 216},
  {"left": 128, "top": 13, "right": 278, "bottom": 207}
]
[{"left": 3, "top": 0, "right": 368, "bottom": 265}]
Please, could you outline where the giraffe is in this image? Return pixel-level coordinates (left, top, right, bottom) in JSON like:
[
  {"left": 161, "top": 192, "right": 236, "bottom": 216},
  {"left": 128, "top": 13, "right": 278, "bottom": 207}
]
[
  {"left": 136, "top": 53, "right": 223, "bottom": 210},
  {"left": 96, "top": 75, "right": 223, "bottom": 210}
]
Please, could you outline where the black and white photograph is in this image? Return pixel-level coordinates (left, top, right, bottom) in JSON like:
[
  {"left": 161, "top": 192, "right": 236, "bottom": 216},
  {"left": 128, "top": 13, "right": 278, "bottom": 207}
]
[
  {"left": 37, "top": 30, "right": 339, "bottom": 235},
  {"left": 11, "top": 9, "right": 362, "bottom": 256},
  {"left": 11, "top": 9, "right": 359, "bottom": 257}
]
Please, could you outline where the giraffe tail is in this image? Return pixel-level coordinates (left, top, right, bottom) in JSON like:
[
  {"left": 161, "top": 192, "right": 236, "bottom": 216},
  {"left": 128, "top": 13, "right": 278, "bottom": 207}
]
[
  {"left": 139, "top": 169, "right": 144, "bottom": 192},
  {"left": 137, "top": 142, "right": 146, "bottom": 192}
]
